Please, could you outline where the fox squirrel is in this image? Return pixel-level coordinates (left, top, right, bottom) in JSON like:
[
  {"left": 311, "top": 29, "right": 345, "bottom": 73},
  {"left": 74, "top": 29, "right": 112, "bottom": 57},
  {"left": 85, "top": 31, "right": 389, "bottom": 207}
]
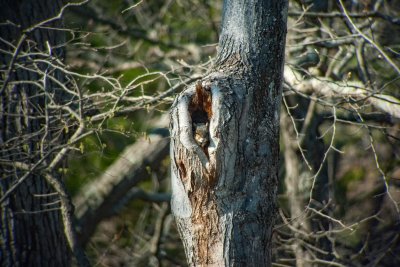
[
  {"left": 193, "top": 122, "right": 209, "bottom": 148},
  {"left": 189, "top": 81, "right": 212, "bottom": 150}
]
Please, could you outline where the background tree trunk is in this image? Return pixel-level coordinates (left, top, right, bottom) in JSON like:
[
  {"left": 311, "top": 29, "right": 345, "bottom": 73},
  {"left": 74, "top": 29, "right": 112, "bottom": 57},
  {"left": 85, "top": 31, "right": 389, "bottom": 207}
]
[
  {"left": 170, "top": 0, "right": 288, "bottom": 265},
  {"left": 281, "top": 106, "right": 332, "bottom": 266},
  {"left": 0, "top": 0, "right": 72, "bottom": 265}
]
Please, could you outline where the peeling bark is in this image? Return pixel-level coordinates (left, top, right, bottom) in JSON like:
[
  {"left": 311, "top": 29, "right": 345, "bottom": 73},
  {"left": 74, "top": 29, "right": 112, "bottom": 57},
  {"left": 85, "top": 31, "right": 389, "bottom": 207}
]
[{"left": 170, "top": 0, "right": 288, "bottom": 266}]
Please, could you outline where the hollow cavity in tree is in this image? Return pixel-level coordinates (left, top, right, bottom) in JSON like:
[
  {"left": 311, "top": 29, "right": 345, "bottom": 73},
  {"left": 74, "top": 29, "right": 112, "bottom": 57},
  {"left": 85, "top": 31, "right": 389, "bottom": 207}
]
[{"left": 189, "top": 81, "right": 212, "bottom": 157}]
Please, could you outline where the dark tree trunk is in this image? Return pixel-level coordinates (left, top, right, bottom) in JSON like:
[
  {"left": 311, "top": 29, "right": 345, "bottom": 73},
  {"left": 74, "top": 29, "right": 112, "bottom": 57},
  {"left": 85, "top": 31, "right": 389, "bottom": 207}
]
[
  {"left": 170, "top": 0, "right": 288, "bottom": 266},
  {"left": 0, "top": 0, "right": 72, "bottom": 266}
]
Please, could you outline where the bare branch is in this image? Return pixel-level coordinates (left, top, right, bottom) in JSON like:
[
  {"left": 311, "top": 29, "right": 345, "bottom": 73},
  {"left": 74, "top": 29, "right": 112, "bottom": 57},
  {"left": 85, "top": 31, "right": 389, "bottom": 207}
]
[
  {"left": 284, "top": 66, "right": 400, "bottom": 121},
  {"left": 74, "top": 115, "right": 170, "bottom": 247}
]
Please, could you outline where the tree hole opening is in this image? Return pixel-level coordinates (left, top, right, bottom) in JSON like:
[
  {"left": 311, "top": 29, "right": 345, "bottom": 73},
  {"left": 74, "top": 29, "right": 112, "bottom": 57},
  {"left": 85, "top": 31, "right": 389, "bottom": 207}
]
[{"left": 189, "top": 81, "right": 212, "bottom": 152}]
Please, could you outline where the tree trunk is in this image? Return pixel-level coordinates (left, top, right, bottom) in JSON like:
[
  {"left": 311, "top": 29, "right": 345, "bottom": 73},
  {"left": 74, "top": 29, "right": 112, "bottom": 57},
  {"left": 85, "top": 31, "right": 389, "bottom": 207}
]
[
  {"left": 281, "top": 112, "right": 313, "bottom": 267},
  {"left": 0, "top": 1, "right": 72, "bottom": 266},
  {"left": 170, "top": 0, "right": 288, "bottom": 266}
]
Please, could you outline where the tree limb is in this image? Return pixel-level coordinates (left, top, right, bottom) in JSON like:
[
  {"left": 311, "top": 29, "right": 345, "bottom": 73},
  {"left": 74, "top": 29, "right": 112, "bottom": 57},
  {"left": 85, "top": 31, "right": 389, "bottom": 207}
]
[
  {"left": 74, "top": 115, "right": 170, "bottom": 247},
  {"left": 284, "top": 66, "right": 400, "bottom": 122}
]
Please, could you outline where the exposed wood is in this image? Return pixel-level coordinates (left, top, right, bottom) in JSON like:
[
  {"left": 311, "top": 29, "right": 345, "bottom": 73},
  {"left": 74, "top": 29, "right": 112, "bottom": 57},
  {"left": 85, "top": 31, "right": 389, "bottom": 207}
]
[{"left": 170, "top": 0, "right": 288, "bottom": 265}]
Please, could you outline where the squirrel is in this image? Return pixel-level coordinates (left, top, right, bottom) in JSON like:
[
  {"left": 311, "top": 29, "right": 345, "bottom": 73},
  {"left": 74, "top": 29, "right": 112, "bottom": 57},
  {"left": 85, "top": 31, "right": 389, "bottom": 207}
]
[
  {"left": 193, "top": 122, "right": 209, "bottom": 149},
  {"left": 189, "top": 81, "right": 212, "bottom": 150}
]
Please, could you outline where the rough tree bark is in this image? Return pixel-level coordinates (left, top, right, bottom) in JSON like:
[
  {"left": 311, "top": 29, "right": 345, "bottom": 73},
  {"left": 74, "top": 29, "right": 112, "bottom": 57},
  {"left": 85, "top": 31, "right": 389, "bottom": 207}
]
[
  {"left": 0, "top": 1, "right": 75, "bottom": 266},
  {"left": 170, "top": 1, "right": 288, "bottom": 266}
]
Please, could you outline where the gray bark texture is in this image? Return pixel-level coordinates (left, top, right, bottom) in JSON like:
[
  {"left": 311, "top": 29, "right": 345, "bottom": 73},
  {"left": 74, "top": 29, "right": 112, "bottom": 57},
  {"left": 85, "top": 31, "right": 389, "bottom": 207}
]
[
  {"left": 0, "top": 0, "right": 72, "bottom": 266},
  {"left": 170, "top": 0, "right": 288, "bottom": 266}
]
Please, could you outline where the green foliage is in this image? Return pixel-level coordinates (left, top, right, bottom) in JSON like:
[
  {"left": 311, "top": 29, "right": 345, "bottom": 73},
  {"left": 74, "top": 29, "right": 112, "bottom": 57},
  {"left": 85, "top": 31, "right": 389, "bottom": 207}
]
[
  {"left": 335, "top": 167, "right": 366, "bottom": 215},
  {"left": 66, "top": 117, "right": 139, "bottom": 196}
]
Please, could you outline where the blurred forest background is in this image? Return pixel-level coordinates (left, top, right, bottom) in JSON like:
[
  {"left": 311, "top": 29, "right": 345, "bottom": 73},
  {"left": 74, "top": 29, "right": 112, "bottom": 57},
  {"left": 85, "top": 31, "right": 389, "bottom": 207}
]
[{"left": 2, "top": 0, "right": 400, "bottom": 266}]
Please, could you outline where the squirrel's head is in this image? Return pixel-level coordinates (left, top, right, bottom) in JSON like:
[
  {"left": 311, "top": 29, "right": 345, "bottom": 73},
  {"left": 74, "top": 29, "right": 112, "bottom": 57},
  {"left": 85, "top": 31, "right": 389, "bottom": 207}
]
[{"left": 193, "top": 122, "right": 209, "bottom": 147}]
